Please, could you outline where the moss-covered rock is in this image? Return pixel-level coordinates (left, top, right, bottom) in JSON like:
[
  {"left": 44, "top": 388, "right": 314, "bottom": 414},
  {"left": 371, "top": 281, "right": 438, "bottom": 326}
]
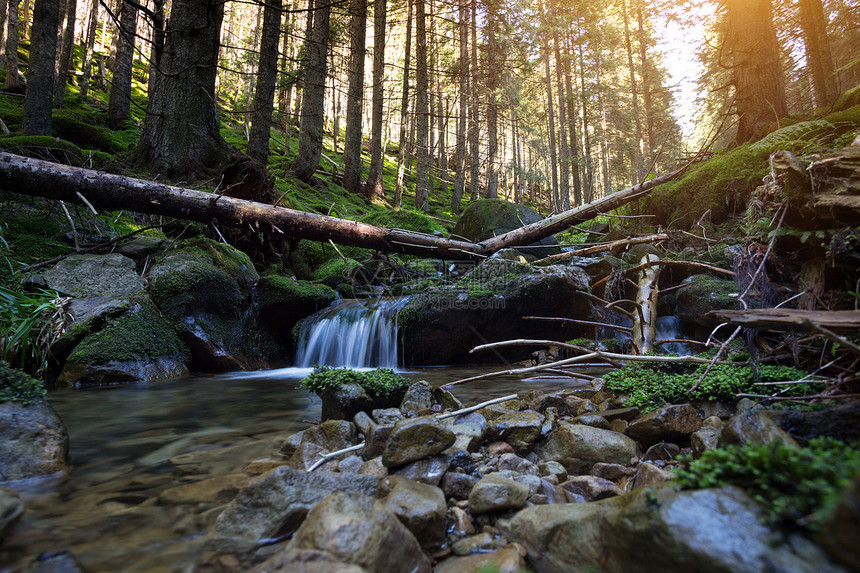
[
  {"left": 674, "top": 274, "right": 739, "bottom": 328},
  {"left": 452, "top": 199, "right": 559, "bottom": 258}
]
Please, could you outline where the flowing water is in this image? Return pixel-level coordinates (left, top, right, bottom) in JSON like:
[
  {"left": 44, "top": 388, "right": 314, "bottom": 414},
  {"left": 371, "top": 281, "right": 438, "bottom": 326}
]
[{"left": 0, "top": 366, "right": 598, "bottom": 572}]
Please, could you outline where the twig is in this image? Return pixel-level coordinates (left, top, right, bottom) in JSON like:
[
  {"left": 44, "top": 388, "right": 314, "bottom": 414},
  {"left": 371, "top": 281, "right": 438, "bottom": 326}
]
[
  {"left": 532, "top": 233, "right": 669, "bottom": 265},
  {"left": 328, "top": 239, "right": 348, "bottom": 262},
  {"left": 804, "top": 320, "right": 860, "bottom": 357},
  {"left": 59, "top": 200, "right": 79, "bottom": 251},
  {"left": 75, "top": 192, "right": 99, "bottom": 215},
  {"left": 623, "top": 259, "right": 735, "bottom": 277},
  {"left": 307, "top": 443, "right": 365, "bottom": 472},
  {"left": 521, "top": 316, "right": 632, "bottom": 334}
]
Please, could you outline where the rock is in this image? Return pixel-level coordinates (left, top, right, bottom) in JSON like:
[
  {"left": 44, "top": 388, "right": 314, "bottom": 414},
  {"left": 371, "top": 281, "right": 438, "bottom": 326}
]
[
  {"left": 564, "top": 396, "right": 598, "bottom": 416},
  {"left": 448, "top": 422, "right": 483, "bottom": 453},
  {"left": 572, "top": 414, "right": 610, "bottom": 430},
  {"left": 382, "top": 416, "right": 455, "bottom": 468},
  {"left": 214, "top": 467, "right": 379, "bottom": 544},
  {"left": 487, "top": 441, "right": 516, "bottom": 456},
  {"left": 337, "top": 455, "right": 363, "bottom": 473},
  {"left": 498, "top": 453, "right": 540, "bottom": 476},
  {"left": 433, "top": 387, "right": 464, "bottom": 411},
  {"left": 486, "top": 411, "right": 544, "bottom": 453},
  {"left": 0, "top": 487, "right": 24, "bottom": 540},
  {"left": 278, "top": 431, "right": 305, "bottom": 458},
  {"left": 599, "top": 407, "right": 641, "bottom": 423},
  {"left": 434, "top": 545, "right": 526, "bottom": 573},
  {"left": 643, "top": 442, "right": 681, "bottom": 461},
  {"left": 675, "top": 274, "right": 738, "bottom": 328},
  {"left": 358, "top": 457, "right": 388, "bottom": 478},
  {"left": 720, "top": 410, "right": 798, "bottom": 447},
  {"left": 691, "top": 426, "right": 721, "bottom": 458},
  {"left": 255, "top": 275, "right": 338, "bottom": 344},
  {"left": 632, "top": 463, "right": 676, "bottom": 490},
  {"left": 442, "top": 472, "right": 479, "bottom": 500},
  {"left": 450, "top": 532, "right": 495, "bottom": 555},
  {"left": 452, "top": 411, "right": 487, "bottom": 431},
  {"left": 0, "top": 401, "right": 69, "bottom": 480},
  {"left": 400, "top": 381, "right": 433, "bottom": 416},
  {"left": 115, "top": 235, "right": 165, "bottom": 259},
  {"left": 448, "top": 506, "right": 476, "bottom": 536},
  {"left": 42, "top": 253, "right": 145, "bottom": 298},
  {"left": 363, "top": 424, "right": 394, "bottom": 460},
  {"left": 523, "top": 390, "right": 570, "bottom": 414},
  {"left": 769, "top": 401, "right": 860, "bottom": 444},
  {"left": 372, "top": 408, "right": 404, "bottom": 425},
  {"left": 626, "top": 404, "right": 702, "bottom": 446},
  {"left": 393, "top": 455, "right": 449, "bottom": 486},
  {"left": 499, "top": 485, "right": 835, "bottom": 573},
  {"left": 301, "top": 420, "right": 360, "bottom": 453},
  {"left": 353, "top": 412, "right": 375, "bottom": 439},
  {"left": 159, "top": 474, "right": 250, "bottom": 505},
  {"left": 377, "top": 476, "right": 447, "bottom": 545},
  {"left": 251, "top": 548, "right": 368, "bottom": 573},
  {"left": 290, "top": 442, "right": 336, "bottom": 472},
  {"left": 609, "top": 419, "right": 629, "bottom": 434},
  {"left": 468, "top": 474, "right": 530, "bottom": 514},
  {"left": 536, "top": 422, "right": 639, "bottom": 474},
  {"left": 538, "top": 461, "right": 567, "bottom": 482},
  {"left": 591, "top": 462, "right": 635, "bottom": 481},
  {"left": 451, "top": 199, "right": 560, "bottom": 257},
  {"left": 703, "top": 415, "right": 724, "bottom": 429},
  {"left": 286, "top": 492, "right": 431, "bottom": 573},
  {"left": 697, "top": 401, "right": 735, "bottom": 420},
  {"left": 480, "top": 400, "right": 522, "bottom": 421},
  {"left": 561, "top": 475, "right": 624, "bottom": 501},
  {"left": 821, "top": 473, "right": 860, "bottom": 571},
  {"left": 318, "top": 383, "right": 374, "bottom": 422},
  {"left": 494, "top": 471, "right": 542, "bottom": 497}
]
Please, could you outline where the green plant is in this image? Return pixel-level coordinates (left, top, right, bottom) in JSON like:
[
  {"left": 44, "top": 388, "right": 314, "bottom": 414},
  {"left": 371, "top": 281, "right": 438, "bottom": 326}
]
[
  {"left": 0, "top": 360, "right": 47, "bottom": 406},
  {"left": 0, "top": 285, "right": 65, "bottom": 373},
  {"left": 675, "top": 438, "right": 860, "bottom": 531},
  {"left": 301, "top": 367, "right": 410, "bottom": 398}
]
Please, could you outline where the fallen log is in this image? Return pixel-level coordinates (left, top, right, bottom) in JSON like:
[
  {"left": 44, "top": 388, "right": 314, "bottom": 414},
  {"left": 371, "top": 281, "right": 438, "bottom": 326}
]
[
  {"left": 632, "top": 254, "right": 660, "bottom": 354},
  {"left": 532, "top": 233, "right": 669, "bottom": 265},
  {"left": 0, "top": 151, "right": 485, "bottom": 260},
  {"left": 707, "top": 309, "right": 860, "bottom": 333}
]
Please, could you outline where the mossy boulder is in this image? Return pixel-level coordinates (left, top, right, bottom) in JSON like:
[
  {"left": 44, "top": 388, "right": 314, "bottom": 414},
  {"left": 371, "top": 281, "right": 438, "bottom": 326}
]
[
  {"left": 256, "top": 275, "right": 337, "bottom": 344},
  {"left": 59, "top": 296, "right": 190, "bottom": 385},
  {"left": 452, "top": 199, "right": 559, "bottom": 258},
  {"left": 674, "top": 274, "right": 739, "bottom": 328},
  {"left": 41, "top": 253, "right": 145, "bottom": 299}
]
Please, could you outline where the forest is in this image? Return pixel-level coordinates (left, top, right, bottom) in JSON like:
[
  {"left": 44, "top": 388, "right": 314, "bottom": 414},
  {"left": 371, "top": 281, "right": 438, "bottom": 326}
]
[{"left": 1, "top": 0, "right": 860, "bottom": 571}]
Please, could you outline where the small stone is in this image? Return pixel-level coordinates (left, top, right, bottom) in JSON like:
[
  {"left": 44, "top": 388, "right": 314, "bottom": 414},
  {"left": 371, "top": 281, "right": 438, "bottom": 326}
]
[
  {"left": 443, "top": 472, "right": 479, "bottom": 500},
  {"left": 536, "top": 422, "right": 639, "bottom": 474},
  {"left": 691, "top": 426, "right": 721, "bottom": 458},
  {"left": 358, "top": 456, "right": 389, "bottom": 478},
  {"left": 599, "top": 407, "right": 640, "bottom": 422},
  {"left": 451, "top": 532, "right": 494, "bottom": 556},
  {"left": 735, "top": 397, "right": 762, "bottom": 414},
  {"left": 382, "top": 416, "right": 456, "bottom": 468},
  {"left": 400, "top": 381, "right": 434, "bottom": 416},
  {"left": 363, "top": 424, "right": 394, "bottom": 460},
  {"left": 564, "top": 396, "right": 598, "bottom": 416},
  {"left": 487, "top": 442, "right": 516, "bottom": 456},
  {"left": 632, "top": 462, "right": 675, "bottom": 489},
  {"left": 610, "top": 419, "right": 629, "bottom": 434},
  {"left": 448, "top": 422, "right": 483, "bottom": 453},
  {"left": 277, "top": 430, "right": 304, "bottom": 458},
  {"left": 290, "top": 442, "right": 335, "bottom": 471},
  {"left": 378, "top": 476, "right": 447, "bottom": 545},
  {"left": 591, "top": 462, "right": 634, "bottom": 481},
  {"left": 433, "top": 387, "right": 465, "bottom": 411},
  {"left": 643, "top": 442, "right": 681, "bottom": 461},
  {"left": 704, "top": 416, "right": 724, "bottom": 429},
  {"left": 573, "top": 414, "right": 610, "bottom": 430},
  {"left": 393, "top": 455, "right": 449, "bottom": 486},
  {"left": 353, "top": 411, "right": 376, "bottom": 439},
  {"left": 494, "top": 471, "right": 542, "bottom": 497},
  {"left": 337, "top": 455, "right": 363, "bottom": 473},
  {"left": 373, "top": 408, "right": 404, "bottom": 425},
  {"left": 449, "top": 506, "right": 476, "bottom": 536},
  {"left": 469, "top": 474, "right": 530, "bottom": 514},
  {"left": 561, "top": 475, "right": 623, "bottom": 501},
  {"left": 301, "top": 419, "right": 360, "bottom": 452},
  {"left": 498, "top": 453, "right": 539, "bottom": 476},
  {"left": 486, "top": 411, "right": 544, "bottom": 453},
  {"left": 434, "top": 545, "right": 526, "bottom": 573},
  {"left": 720, "top": 410, "right": 797, "bottom": 447},
  {"left": 627, "top": 404, "right": 702, "bottom": 446}
]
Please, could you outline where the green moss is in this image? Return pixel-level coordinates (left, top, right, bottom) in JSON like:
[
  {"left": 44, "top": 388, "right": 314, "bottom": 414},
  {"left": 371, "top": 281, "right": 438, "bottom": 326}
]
[
  {"left": 678, "top": 275, "right": 737, "bottom": 307},
  {"left": 675, "top": 438, "right": 860, "bottom": 532},
  {"left": 313, "top": 258, "right": 361, "bottom": 288},
  {"left": 68, "top": 298, "right": 189, "bottom": 364},
  {"left": 0, "top": 360, "right": 46, "bottom": 406},
  {"left": 0, "top": 135, "right": 113, "bottom": 168},
  {"left": 301, "top": 366, "right": 410, "bottom": 398},
  {"left": 256, "top": 274, "right": 337, "bottom": 308},
  {"left": 52, "top": 111, "right": 119, "bottom": 152},
  {"left": 149, "top": 260, "right": 241, "bottom": 319},
  {"left": 360, "top": 209, "right": 446, "bottom": 235}
]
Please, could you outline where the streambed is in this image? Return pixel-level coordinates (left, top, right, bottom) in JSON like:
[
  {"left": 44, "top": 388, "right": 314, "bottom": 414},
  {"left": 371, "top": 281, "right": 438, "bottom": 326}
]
[{"left": 0, "top": 367, "right": 596, "bottom": 572}]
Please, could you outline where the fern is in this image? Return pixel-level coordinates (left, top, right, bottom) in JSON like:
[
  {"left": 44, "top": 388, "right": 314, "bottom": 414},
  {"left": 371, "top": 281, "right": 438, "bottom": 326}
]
[{"left": 750, "top": 120, "right": 838, "bottom": 154}]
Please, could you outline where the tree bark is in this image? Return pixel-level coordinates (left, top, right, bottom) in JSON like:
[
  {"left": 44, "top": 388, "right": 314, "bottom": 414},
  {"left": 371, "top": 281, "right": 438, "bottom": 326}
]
[
  {"left": 485, "top": 0, "right": 500, "bottom": 199},
  {"left": 291, "top": 0, "right": 331, "bottom": 181},
  {"left": 451, "top": 0, "right": 467, "bottom": 213},
  {"left": 468, "top": 0, "right": 479, "bottom": 201},
  {"left": 725, "top": 0, "right": 787, "bottom": 144},
  {"left": 799, "top": 0, "right": 838, "bottom": 107},
  {"left": 542, "top": 17, "right": 559, "bottom": 212},
  {"left": 562, "top": 30, "right": 582, "bottom": 206},
  {"left": 21, "top": 0, "right": 59, "bottom": 135},
  {"left": 0, "top": 0, "right": 7, "bottom": 62},
  {"left": 622, "top": 0, "right": 644, "bottom": 179},
  {"left": 341, "top": 0, "right": 366, "bottom": 193},
  {"left": 553, "top": 26, "right": 570, "bottom": 210},
  {"left": 136, "top": 0, "right": 233, "bottom": 180},
  {"left": 636, "top": 3, "right": 654, "bottom": 161},
  {"left": 146, "top": 0, "right": 165, "bottom": 98},
  {"left": 394, "top": 0, "right": 412, "bottom": 208},
  {"left": 631, "top": 254, "right": 660, "bottom": 354},
  {"left": 108, "top": 0, "right": 137, "bottom": 129},
  {"left": 247, "top": 0, "right": 282, "bottom": 164},
  {"left": 414, "top": 0, "right": 430, "bottom": 211},
  {"left": 364, "top": 0, "right": 387, "bottom": 200},
  {"left": 53, "top": 0, "right": 77, "bottom": 107},
  {"left": 79, "top": 0, "right": 100, "bottom": 99},
  {"left": 3, "top": 0, "right": 19, "bottom": 91}
]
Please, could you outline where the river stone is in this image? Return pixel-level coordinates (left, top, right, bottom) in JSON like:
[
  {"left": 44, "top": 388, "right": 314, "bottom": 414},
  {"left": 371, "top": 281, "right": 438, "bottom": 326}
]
[
  {"left": 278, "top": 430, "right": 305, "bottom": 458},
  {"left": 452, "top": 199, "right": 560, "bottom": 257},
  {"left": 486, "top": 411, "right": 544, "bottom": 453},
  {"left": 523, "top": 390, "right": 570, "bottom": 414},
  {"left": 377, "top": 476, "right": 447, "bottom": 545},
  {"left": 358, "top": 457, "right": 388, "bottom": 478},
  {"left": 57, "top": 357, "right": 189, "bottom": 386},
  {"left": 449, "top": 506, "right": 476, "bottom": 536},
  {"left": 536, "top": 422, "right": 639, "bottom": 475},
  {"left": 251, "top": 548, "right": 368, "bottom": 573},
  {"left": 433, "top": 387, "right": 464, "bottom": 411},
  {"left": 498, "top": 453, "right": 540, "bottom": 476},
  {"left": 591, "top": 462, "right": 634, "bottom": 481},
  {"left": 452, "top": 411, "right": 487, "bottom": 431},
  {"left": 561, "top": 475, "right": 624, "bottom": 501},
  {"left": 451, "top": 532, "right": 495, "bottom": 555},
  {"left": 631, "top": 462, "right": 675, "bottom": 490},
  {"left": 499, "top": 485, "right": 837, "bottom": 573},
  {"left": 769, "top": 401, "right": 860, "bottom": 444},
  {"left": 494, "top": 470, "right": 543, "bottom": 497},
  {"left": 363, "top": 424, "right": 393, "bottom": 460},
  {"left": 573, "top": 414, "right": 610, "bottom": 430},
  {"left": 720, "top": 410, "right": 798, "bottom": 447},
  {"left": 0, "top": 401, "right": 70, "bottom": 480},
  {"left": 626, "top": 404, "right": 702, "bottom": 446},
  {"left": 600, "top": 407, "right": 641, "bottom": 423},
  {"left": 318, "top": 383, "right": 374, "bottom": 422},
  {"left": 480, "top": 400, "right": 522, "bottom": 421},
  {"left": 691, "top": 426, "right": 721, "bottom": 458},
  {"left": 442, "top": 472, "right": 479, "bottom": 500},
  {"left": 538, "top": 461, "right": 568, "bottom": 482},
  {"left": 469, "top": 474, "right": 530, "bottom": 514},
  {"left": 382, "top": 416, "right": 455, "bottom": 468},
  {"left": 564, "top": 396, "right": 598, "bottom": 416},
  {"left": 393, "top": 455, "right": 449, "bottom": 486},
  {"left": 337, "top": 455, "right": 363, "bottom": 474},
  {"left": 400, "top": 381, "right": 433, "bottom": 416},
  {"left": 372, "top": 408, "right": 404, "bottom": 425},
  {"left": 286, "top": 492, "right": 431, "bottom": 573},
  {"left": 0, "top": 487, "right": 24, "bottom": 540},
  {"left": 353, "top": 412, "right": 375, "bottom": 440},
  {"left": 290, "top": 442, "right": 337, "bottom": 472},
  {"left": 448, "top": 422, "right": 483, "bottom": 453},
  {"left": 435, "top": 545, "right": 526, "bottom": 573},
  {"left": 214, "top": 466, "right": 380, "bottom": 544},
  {"left": 115, "top": 235, "right": 165, "bottom": 259},
  {"left": 643, "top": 442, "right": 681, "bottom": 461},
  {"left": 302, "top": 420, "right": 360, "bottom": 453},
  {"left": 159, "top": 474, "right": 250, "bottom": 505},
  {"left": 675, "top": 274, "right": 739, "bottom": 328},
  {"left": 42, "top": 253, "right": 145, "bottom": 298}
]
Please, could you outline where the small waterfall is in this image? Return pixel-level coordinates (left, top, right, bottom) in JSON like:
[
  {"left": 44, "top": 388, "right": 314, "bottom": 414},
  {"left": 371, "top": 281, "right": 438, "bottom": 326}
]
[{"left": 294, "top": 298, "right": 409, "bottom": 369}]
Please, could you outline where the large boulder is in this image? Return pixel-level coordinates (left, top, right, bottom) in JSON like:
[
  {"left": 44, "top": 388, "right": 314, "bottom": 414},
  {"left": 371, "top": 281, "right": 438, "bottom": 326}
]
[
  {"left": 499, "top": 485, "right": 841, "bottom": 573},
  {"left": 0, "top": 401, "right": 69, "bottom": 480},
  {"left": 285, "top": 492, "right": 432, "bottom": 573},
  {"left": 41, "top": 253, "right": 145, "bottom": 298},
  {"left": 255, "top": 275, "right": 337, "bottom": 343},
  {"left": 452, "top": 199, "right": 560, "bottom": 258},
  {"left": 675, "top": 274, "right": 738, "bottom": 329},
  {"left": 536, "top": 422, "right": 639, "bottom": 474},
  {"left": 382, "top": 416, "right": 455, "bottom": 468},
  {"left": 214, "top": 466, "right": 379, "bottom": 545},
  {"left": 720, "top": 410, "right": 798, "bottom": 447},
  {"left": 377, "top": 476, "right": 447, "bottom": 545},
  {"left": 626, "top": 404, "right": 702, "bottom": 447}
]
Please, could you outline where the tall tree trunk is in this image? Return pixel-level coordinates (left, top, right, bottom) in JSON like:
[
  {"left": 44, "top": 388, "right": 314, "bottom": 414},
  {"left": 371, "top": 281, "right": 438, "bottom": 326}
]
[
  {"left": 621, "top": 0, "right": 644, "bottom": 180},
  {"left": 543, "top": 28, "right": 559, "bottom": 212},
  {"left": 291, "top": 0, "right": 331, "bottom": 181},
  {"left": 21, "top": 0, "right": 59, "bottom": 134},
  {"left": 108, "top": 0, "right": 137, "bottom": 128},
  {"left": 414, "top": 0, "right": 430, "bottom": 211},
  {"left": 3, "top": 0, "right": 19, "bottom": 91},
  {"left": 19, "top": 0, "right": 29, "bottom": 39},
  {"left": 146, "top": 0, "right": 165, "bottom": 99},
  {"left": 342, "top": 0, "right": 367, "bottom": 193},
  {"left": 364, "top": 0, "right": 387, "bottom": 200},
  {"left": 451, "top": 0, "right": 468, "bottom": 213},
  {"left": 636, "top": 4, "right": 654, "bottom": 162},
  {"left": 433, "top": 11, "right": 448, "bottom": 200},
  {"left": 725, "top": 0, "right": 787, "bottom": 143},
  {"left": 562, "top": 30, "right": 582, "bottom": 206},
  {"left": 553, "top": 27, "right": 570, "bottom": 210},
  {"left": 468, "top": 0, "right": 479, "bottom": 201},
  {"left": 577, "top": 40, "right": 594, "bottom": 203},
  {"left": 247, "top": 0, "right": 282, "bottom": 163},
  {"left": 394, "top": 0, "right": 413, "bottom": 208},
  {"left": 277, "top": 0, "right": 296, "bottom": 132},
  {"left": 53, "top": 0, "right": 77, "bottom": 106},
  {"left": 511, "top": 108, "right": 519, "bottom": 203},
  {"left": 79, "top": 0, "right": 100, "bottom": 99},
  {"left": 136, "top": 0, "right": 233, "bottom": 179},
  {"left": 485, "top": 0, "right": 499, "bottom": 199},
  {"left": 0, "top": 0, "right": 8, "bottom": 61},
  {"left": 242, "top": 5, "right": 263, "bottom": 138},
  {"left": 799, "top": 0, "right": 838, "bottom": 106}
]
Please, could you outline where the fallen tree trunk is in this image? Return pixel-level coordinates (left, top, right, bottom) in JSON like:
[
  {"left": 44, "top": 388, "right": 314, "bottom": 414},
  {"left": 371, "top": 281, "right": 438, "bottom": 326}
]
[
  {"left": 478, "top": 168, "right": 685, "bottom": 253},
  {"left": 707, "top": 309, "right": 860, "bottom": 333},
  {"left": 631, "top": 254, "right": 660, "bottom": 354},
  {"left": 0, "top": 152, "right": 485, "bottom": 260}
]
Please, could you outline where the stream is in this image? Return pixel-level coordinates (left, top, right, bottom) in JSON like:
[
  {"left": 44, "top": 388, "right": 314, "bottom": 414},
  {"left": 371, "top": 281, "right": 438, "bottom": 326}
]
[{"left": 0, "top": 366, "right": 596, "bottom": 572}]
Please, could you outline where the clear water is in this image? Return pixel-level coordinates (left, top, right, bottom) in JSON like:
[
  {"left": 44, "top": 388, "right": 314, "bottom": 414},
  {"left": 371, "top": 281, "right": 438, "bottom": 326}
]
[{"left": 0, "top": 366, "right": 597, "bottom": 572}]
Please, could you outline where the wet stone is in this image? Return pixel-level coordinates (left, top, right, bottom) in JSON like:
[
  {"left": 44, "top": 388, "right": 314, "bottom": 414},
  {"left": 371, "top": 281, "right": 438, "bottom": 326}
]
[
  {"left": 469, "top": 475, "right": 530, "bottom": 514},
  {"left": 357, "top": 456, "right": 389, "bottom": 478},
  {"left": 400, "top": 380, "right": 434, "bottom": 417},
  {"left": 643, "top": 442, "right": 681, "bottom": 461},
  {"left": 720, "top": 410, "right": 797, "bottom": 448},
  {"left": 573, "top": 414, "right": 610, "bottom": 430},
  {"left": 451, "top": 532, "right": 495, "bottom": 556},
  {"left": 591, "top": 462, "right": 635, "bottom": 481},
  {"left": 486, "top": 411, "right": 544, "bottom": 453},
  {"left": 382, "top": 416, "right": 456, "bottom": 468},
  {"left": 433, "top": 386, "right": 464, "bottom": 411},
  {"left": 393, "top": 454, "right": 450, "bottom": 486},
  {"left": 561, "top": 475, "right": 623, "bottom": 501},
  {"left": 372, "top": 408, "right": 404, "bottom": 425},
  {"left": 538, "top": 461, "right": 568, "bottom": 483},
  {"left": 498, "top": 453, "right": 540, "bottom": 476},
  {"left": 627, "top": 404, "right": 702, "bottom": 447},
  {"left": 691, "top": 426, "right": 721, "bottom": 459},
  {"left": 443, "top": 472, "right": 479, "bottom": 500},
  {"left": 378, "top": 475, "right": 447, "bottom": 545},
  {"left": 632, "top": 462, "right": 676, "bottom": 490}
]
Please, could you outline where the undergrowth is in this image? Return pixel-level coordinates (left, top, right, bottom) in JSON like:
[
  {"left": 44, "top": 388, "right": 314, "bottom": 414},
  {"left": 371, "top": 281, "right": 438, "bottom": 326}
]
[{"left": 0, "top": 360, "right": 47, "bottom": 406}]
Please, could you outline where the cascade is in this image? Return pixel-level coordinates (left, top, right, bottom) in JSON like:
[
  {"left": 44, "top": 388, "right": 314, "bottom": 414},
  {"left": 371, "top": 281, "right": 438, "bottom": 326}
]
[{"left": 294, "top": 298, "right": 409, "bottom": 369}]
